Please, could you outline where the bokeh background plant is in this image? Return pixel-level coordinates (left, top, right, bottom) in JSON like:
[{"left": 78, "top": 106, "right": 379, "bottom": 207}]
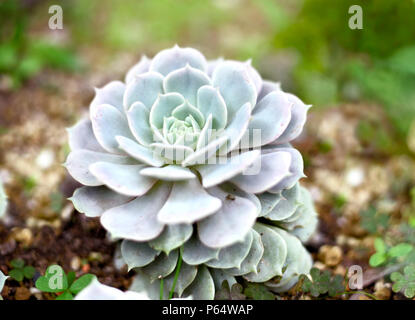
[{"left": 1, "top": 0, "right": 415, "bottom": 300}]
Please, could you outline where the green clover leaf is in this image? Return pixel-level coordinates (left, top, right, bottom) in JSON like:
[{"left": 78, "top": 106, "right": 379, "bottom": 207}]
[{"left": 391, "top": 265, "right": 415, "bottom": 298}]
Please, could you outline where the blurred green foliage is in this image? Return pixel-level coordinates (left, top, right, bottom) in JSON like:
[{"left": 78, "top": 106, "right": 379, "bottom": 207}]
[
  {"left": 2, "top": 0, "right": 415, "bottom": 146},
  {"left": 270, "top": 0, "right": 415, "bottom": 139},
  {"left": 0, "top": 0, "right": 80, "bottom": 88}
]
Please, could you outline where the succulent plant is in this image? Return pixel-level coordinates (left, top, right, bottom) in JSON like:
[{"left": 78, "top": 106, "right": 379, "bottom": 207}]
[
  {"left": 66, "top": 45, "right": 318, "bottom": 299},
  {"left": 0, "top": 179, "right": 7, "bottom": 219},
  {"left": 0, "top": 271, "right": 7, "bottom": 300}
]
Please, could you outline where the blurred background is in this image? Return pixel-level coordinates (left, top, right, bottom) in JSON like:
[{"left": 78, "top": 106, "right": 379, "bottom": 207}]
[{"left": 1, "top": 0, "right": 415, "bottom": 300}]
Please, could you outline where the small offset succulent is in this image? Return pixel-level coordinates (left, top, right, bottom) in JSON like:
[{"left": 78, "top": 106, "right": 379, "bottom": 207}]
[
  {"left": 66, "top": 45, "right": 318, "bottom": 299},
  {"left": 0, "top": 179, "right": 7, "bottom": 219}
]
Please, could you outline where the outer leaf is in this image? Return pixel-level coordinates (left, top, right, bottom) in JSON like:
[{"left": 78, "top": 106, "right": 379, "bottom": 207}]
[
  {"left": 244, "top": 223, "right": 287, "bottom": 282},
  {"left": 90, "top": 104, "right": 134, "bottom": 154},
  {"left": 182, "top": 235, "right": 220, "bottom": 265},
  {"left": 70, "top": 186, "right": 133, "bottom": 218},
  {"left": 121, "top": 240, "right": 159, "bottom": 270},
  {"left": 101, "top": 183, "right": 170, "bottom": 241},
  {"left": 182, "top": 266, "right": 215, "bottom": 300},
  {"left": 157, "top": 179, "right": 221, "bottom": 225},
  {"left": 89, "top": 163, "right": 156, "bottom": 197},
  {"left": 142, "top": 250, "right": 179, "bottom": 282},
  {"left": 149, "top": 224, "right": 193, "bottom": 255},
  {"left": 198, "top": 187, "right": 257, "bottom": 248},
  {"left": 205, "top": 230, "right": 253, "bottom": 269}
]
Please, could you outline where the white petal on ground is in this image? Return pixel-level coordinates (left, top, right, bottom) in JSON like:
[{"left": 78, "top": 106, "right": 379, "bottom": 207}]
[
  {"left": 100, "top": 183, "right": 170, "bottom": 241},
  {"left": 157, "top": 179, "right": 222, "bottom": 224},
  {"left": 75, "top": 279, "right": 150, "bottom": 300},
  {"left": 90, "top": 162, "right": 156, "bottom": 197}
]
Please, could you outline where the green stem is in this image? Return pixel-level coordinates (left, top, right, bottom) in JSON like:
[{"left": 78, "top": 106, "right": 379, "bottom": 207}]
[
  {"left": 338, "top": 290, "right": 378, "bottom": 300},
  {"left": 169, "top": 249, "right": 183, "bottom": 299},
  {"left": 159, "top": 277, "right": 164, "bottom": 300}
]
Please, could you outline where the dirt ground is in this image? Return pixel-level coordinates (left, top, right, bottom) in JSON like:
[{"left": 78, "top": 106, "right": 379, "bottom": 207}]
[{"left": 0, "top": 63, "right": 414, "bottom": 300}]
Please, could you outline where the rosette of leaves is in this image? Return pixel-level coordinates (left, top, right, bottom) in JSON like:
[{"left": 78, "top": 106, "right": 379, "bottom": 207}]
[{"left": 66, "top": 45, "right": 317, "bottom": 299}]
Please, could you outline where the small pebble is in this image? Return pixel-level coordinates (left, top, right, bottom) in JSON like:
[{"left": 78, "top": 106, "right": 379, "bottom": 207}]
[
  {"left": 15, "top": 287, "right": 31, "bottom": 300},
  {"left": 374, "top": 280, "right": 391, "bottom": 300},
  {"left": 318, "top": 245, "right": 343, "bottom": 267},
  {"left": 30, "top": 288, "right": 43, "bottom": 300},
  {"left": 89, "top": 252, "right": 103, "bottom": 262},
  {"left": 10, "top": 228, "right": 33, "bottom": 246},
  {"left": 36, "top": 149, "right": 55, "bottom": 170},
  {"left": 333, "top": 265, "right": 346, "bottom": 276},
  {"left": 70, "top": 256, "right": 81, "bottom": 271},
  {"left": 313, "top": 261, "right": 326, "bottom": 271}
]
